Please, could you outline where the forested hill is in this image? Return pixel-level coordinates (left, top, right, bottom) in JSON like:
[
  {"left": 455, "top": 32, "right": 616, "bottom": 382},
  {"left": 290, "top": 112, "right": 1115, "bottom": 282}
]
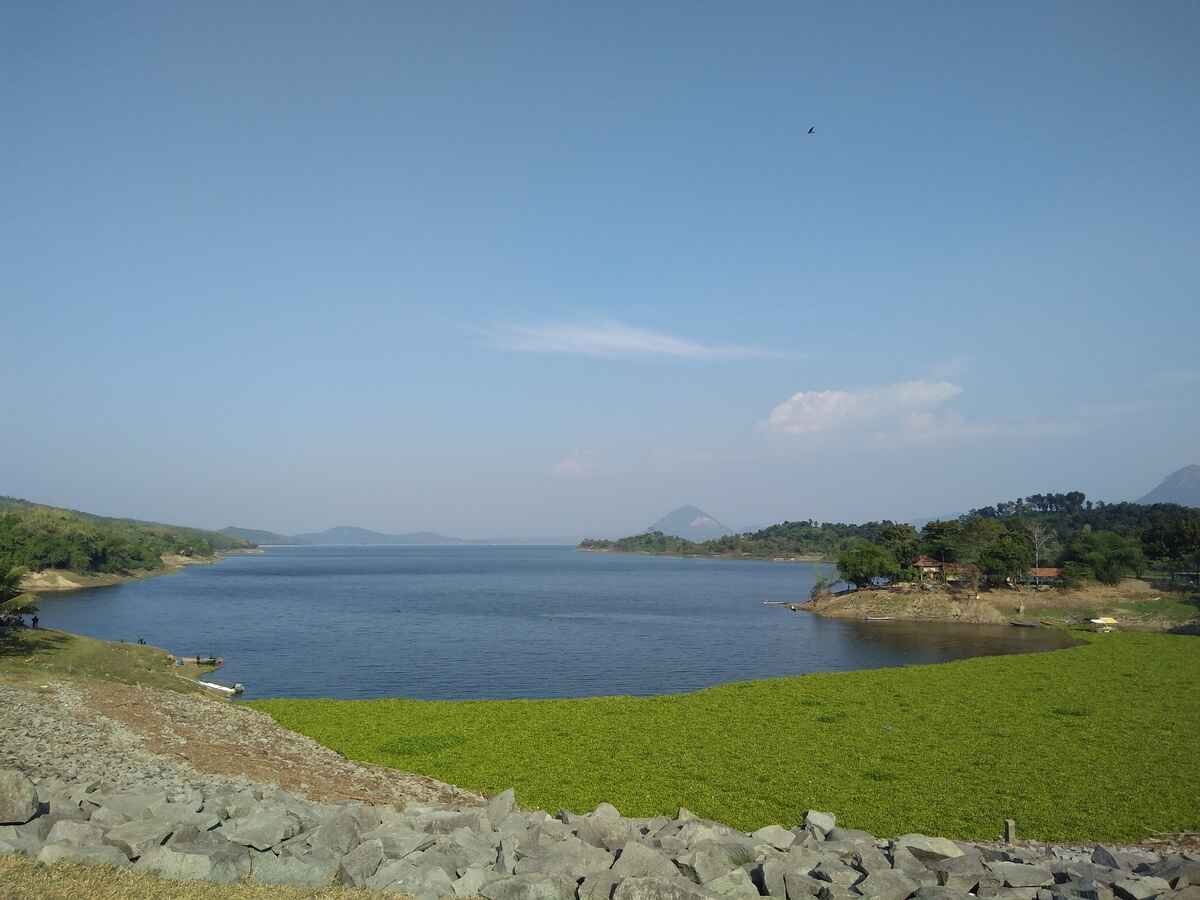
[
  {"left": 0, "top": 497, "right": 253, "bottom": 575},
  {"left": 580, "top": 493, "right": 1200, "bottom": 574},
  {"left": 580, "top": 520, "right": 895, "bottom": 560}
]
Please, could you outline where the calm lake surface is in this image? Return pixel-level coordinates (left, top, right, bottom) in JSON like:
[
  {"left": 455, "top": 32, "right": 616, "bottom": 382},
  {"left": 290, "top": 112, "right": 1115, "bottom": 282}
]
[{"left": 35, "top": 545, "right": 1074, "bottom": 700}]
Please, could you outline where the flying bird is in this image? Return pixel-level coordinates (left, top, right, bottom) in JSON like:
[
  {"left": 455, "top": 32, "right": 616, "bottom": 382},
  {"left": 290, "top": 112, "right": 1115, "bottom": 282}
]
[{"left": 808, "top": 126, "right": 815, "bottom": 134}]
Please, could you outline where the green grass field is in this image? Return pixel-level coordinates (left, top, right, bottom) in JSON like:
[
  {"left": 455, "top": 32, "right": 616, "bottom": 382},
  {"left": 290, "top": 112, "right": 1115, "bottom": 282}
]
[{"left": 251, "top": 632, "right": 1199, "bottom": 843}]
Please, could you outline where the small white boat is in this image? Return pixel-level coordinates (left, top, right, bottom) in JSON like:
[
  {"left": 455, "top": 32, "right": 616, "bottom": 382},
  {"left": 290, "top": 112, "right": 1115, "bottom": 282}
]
[{"left": 198, "top": 680, "right": 245, "bottom": 695}]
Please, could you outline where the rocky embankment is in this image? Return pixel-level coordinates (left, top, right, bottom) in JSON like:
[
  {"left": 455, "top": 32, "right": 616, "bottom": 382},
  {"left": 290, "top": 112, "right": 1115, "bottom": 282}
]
[{"left": 2, "top": 769, "right": 1198, "bottom": 899}]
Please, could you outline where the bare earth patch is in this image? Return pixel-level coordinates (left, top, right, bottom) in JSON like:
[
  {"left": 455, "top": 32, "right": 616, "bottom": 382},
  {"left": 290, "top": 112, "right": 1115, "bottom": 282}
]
[
  {"left": 809, "top": 578, "right": 1199, "bottom": 630},
  {"left": 81, "top": 679, "right": 477, "bottom": 807}
]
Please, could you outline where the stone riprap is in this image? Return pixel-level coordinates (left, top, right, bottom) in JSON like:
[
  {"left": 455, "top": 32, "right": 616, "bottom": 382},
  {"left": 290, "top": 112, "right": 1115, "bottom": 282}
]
[{"left": 1, "top": 770, "right": 1197, "bottom": 900}]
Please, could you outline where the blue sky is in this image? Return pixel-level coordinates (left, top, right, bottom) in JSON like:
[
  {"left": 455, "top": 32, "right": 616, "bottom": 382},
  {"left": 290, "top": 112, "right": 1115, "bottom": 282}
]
[{"left": 2, "top": 2, "right": 1197, "bottom": 537}]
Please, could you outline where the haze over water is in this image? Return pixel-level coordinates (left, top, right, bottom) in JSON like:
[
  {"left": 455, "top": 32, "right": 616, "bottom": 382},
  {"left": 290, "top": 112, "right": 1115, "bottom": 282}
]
[{"left": 35, "top": 546, "right": 1074, "bottom": 700}]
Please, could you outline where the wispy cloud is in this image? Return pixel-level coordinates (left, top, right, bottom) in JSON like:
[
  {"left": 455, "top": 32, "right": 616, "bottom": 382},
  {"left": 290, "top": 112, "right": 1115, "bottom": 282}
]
[
  {"left": 487, "top": 321, "right": 778, "bottom": 360},
  {"left": 764, "top": 379, "right": 1080, "bottom": 446},
  {"left": 766, "top": 380, "right": 963, "bottom": 435}
]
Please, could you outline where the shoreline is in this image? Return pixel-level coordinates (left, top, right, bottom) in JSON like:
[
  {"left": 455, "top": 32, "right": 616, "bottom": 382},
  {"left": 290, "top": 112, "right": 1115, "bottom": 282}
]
[
  {"left": 577, "top": 547, "right": 831, "bottom": 563},
  {"left": 19, "top": 548, "right": 262, "bottom": 595},
  {"left": 798, "top": 578, "right": 1199, "bottom": 633}
]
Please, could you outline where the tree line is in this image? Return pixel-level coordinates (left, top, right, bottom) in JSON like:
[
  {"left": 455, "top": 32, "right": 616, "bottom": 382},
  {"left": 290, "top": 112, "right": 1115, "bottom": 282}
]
[
  {"left": 579, "top": 493, "right": 1200, "bottom": 590},
  {"left": 836, "top": 496, "right": 1200, "bottom": 589},
  {"left": 0, "top": 497, "right": 251, "bottom": 576}
]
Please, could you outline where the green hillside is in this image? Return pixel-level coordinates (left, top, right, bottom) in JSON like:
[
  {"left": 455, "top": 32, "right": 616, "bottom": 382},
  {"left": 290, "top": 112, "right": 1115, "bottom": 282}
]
[{"left": 0, "top": 496, "right": 252, "bottom": 575}]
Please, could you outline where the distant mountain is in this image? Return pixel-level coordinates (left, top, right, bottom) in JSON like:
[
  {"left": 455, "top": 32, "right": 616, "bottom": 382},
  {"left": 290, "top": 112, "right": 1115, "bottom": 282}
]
[
  {"left": 220, "top": 527, "right": 301, "bottom": 545},
  {"left": 1139, "top": 465, "right": 1200, "bottom": 507},
  {"left": 647, "top": 505, "right": 733, "bottom": 542},
  {"left": 289, "top": 526, "right": 465, "bottom": 545},
  {"left": 223, "top": 524, "right": 590, "bottom": 546}
]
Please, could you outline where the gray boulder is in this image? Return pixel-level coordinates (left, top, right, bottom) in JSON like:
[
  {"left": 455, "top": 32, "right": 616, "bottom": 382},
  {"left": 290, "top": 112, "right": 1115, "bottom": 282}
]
[
  {"left": 135, "top": 844, "right": 249, "bottom": 883},
  {"left": 613, "top": 876, "right": 713, "bottom": 900},
  {"left": 704, "top": 866, "right": 761, "bottom": 898},
  {"left": 580, "top": 814, "right": 637, "bottom": 851},
  {"left": 0, "top": 823, "right": 42, "bottom": 856},
  {"left": 363, "top": 826, "right": 438, "bottom": 860},
  {"left": 481, "top": 872, "right": 580, "bottom": 900},
  {"left": 987, "top": 863, "right": 1055, "bottom": 888},
  {"left": 855, "top": 869, "right": 920, "bottom": 900},
  {"left": 677, "top": 820, "right": 742, "bottom": 848},
  {"left": 1148, "top": 859, "right": 1200, "bottom": 890},
  {"left": 806, "top": 811, "right": 838, "bottom": 837},
  {"left": 0, "top": 771, "right": 39, "bottom": 825},
  {"left": 311, "top": 809, "right": 366, "bottom": 855},
  {"left": 373, "top": 860, "right": 457, "bottom": 899},
  {"left": 454, "top": 866, "right": 506, "bottom": 897},
  {"left": 1060, "top": 878, "right": 1109, "bottom": 900},
  {"left": 250, "top": 848, "right": 338, "bottom": 887},
  {"left": 814, "top": 860, "right": 865, "bottom": 888},
  {"left": 145, "top": 800, "right": 221, "bottom": 832},
  {"left": 579, "top": 872, "right": 624, "bottom": 900},
  {"left": 498, "top": 835, "right": 520, "bottom": 874},
  {"left": 45, "top": 819, "right": 105, "bottom": 847},
  {"left": 675, "top": 843, "right": 750, "bottom": 884},
  {"left": 912, "top": 888, "right": 974, "bottom": 900},
  {"left": 37, "top": 842, "right": 131, "bottom": 867},
  {"left": 755, "top": 824, "right": 798, "bottom": 851},
  {"left": 98, "top": 791, "right": 167, "bottom": 820},
  {"left": 90, "top": 806, "right": 132, "bottom": 830},
  {"left": 337, "top": 838, "right": 385, "bottom": 887},
  {"left": 222, "top": 809, "right": 299, "bottom": 851},
  {"left": 894, "top": 836, "right": 965, "bottom": 862},
  {"left": 892, "top": 847, "right": 934, "bottom": 877},
  {"left": 515, "top": 835, "right": 614, "bottom": 876},
  {"left": 855, "top": 848, "right": 896, "bottom": 875},
  {"left": 414, "top": 808, "right": 491, "bottom": 834},
  {"left": 786, "top": 869, "right": 830, "bottom": 899},
  {"left": 612, "top": 841, "right": 681, "bottom": 879},
  {"left": 104, "top": 818, "right": 174, "bottom": 859},
  {"left": 488, "top": 789, "right": 517, "bottom": 823},
  {"left": 1113, "top": 878, "right": 1172, "bottom": 900},
  {"left": 593, "top": 802, "right": 622, "bottom": 819}
]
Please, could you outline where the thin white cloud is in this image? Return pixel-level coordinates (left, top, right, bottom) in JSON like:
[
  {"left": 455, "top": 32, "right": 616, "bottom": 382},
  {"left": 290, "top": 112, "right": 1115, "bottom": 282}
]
[
  {"left": 551, "top": 451, "right": 596, "bottom": 479},
  {"left": 488, "top": 321, "right": 778, "bottom": 360},
  {"left": 766, "top": 380, "right": 962, "bottom": 435},
  {"left": 765, "top": 378, "right": 1085, "bottom": 446}
]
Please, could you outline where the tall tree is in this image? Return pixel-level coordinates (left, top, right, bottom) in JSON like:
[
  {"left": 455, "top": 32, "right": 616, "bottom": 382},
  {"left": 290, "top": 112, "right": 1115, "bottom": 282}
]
[
  {"left": 1022, "top": 520, "right": 1060, "bottom": 582},
  {"left": 878, "top": 523, "right": 919, "bottom": 566}
]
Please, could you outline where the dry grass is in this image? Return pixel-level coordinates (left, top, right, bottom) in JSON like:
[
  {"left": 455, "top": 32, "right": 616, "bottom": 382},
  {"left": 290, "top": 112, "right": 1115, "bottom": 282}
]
[
  {"left": 0, "top": 628, "right": 209, "bottom": 693},
  {"left": 0, "top": 856, "right": 383, "bottom": 899}
]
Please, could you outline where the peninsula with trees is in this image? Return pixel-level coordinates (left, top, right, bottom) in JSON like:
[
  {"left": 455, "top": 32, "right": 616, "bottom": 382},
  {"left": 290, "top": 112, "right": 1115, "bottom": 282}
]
[
  {"left": 0, "top": 496, "right": 254, "bottom": 596},
  {"left": 580, "top": 492, "right": 1200, "bottom": 630}
]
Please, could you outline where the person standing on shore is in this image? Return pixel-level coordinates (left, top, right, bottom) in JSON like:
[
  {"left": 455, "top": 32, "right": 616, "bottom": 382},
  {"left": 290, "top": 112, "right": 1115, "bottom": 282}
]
[{"left": 31, "top": 615, "right": 38, "bottom": 629}]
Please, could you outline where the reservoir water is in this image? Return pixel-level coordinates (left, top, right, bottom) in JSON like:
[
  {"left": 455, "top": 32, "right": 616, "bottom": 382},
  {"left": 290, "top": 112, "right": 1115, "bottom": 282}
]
[{"left": 34, "top": 545, "right": 1074, "bottom": 700}]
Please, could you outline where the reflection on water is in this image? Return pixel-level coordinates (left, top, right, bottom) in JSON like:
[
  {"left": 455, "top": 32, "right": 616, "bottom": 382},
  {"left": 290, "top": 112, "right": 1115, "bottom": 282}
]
[
  {"left": 35, "top": 546, "right": 1077, "bottom": 701},
  {"left": 839, "top": 619, "right": 1078, "bottom": 666}
]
